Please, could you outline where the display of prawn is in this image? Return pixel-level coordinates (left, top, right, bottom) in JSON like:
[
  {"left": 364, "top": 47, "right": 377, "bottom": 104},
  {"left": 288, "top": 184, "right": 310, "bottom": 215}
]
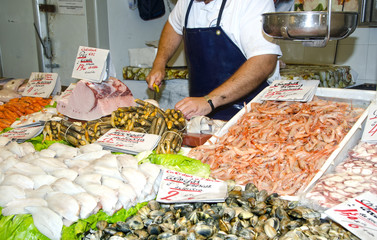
[
  {"left": 188, "top": 98, "right": 364, "bottom": 196},
  {"left": 111, "top": 99, "right": 186, "bottom": 154},
  {"left": 83, "top": 181, "right": 358, "bottom": 240},
  {"left": 306, "top": 141, "right": 377, "bottom": 208}
]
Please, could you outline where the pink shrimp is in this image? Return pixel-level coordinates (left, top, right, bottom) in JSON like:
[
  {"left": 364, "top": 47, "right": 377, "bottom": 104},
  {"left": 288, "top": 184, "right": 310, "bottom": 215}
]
[{"left": 187, "top": 99, "right": 364, "bottom": 196}]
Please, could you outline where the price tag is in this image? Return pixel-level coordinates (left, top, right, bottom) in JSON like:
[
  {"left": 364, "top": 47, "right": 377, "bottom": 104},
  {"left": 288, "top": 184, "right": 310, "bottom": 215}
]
[
  {"left": 96, "top": 128, "right": 160, "bottom": 155},
  {"left": 22, "top": 72, "right": 61, "bottom": 98},
  {"left": 72, "top": 46, "right": 115, "bottom": 83},
  {"left": 261, "top": 80, "right": 319, "bottom": 102},
  {"left": 58, "top": 83, "right": 76, "bottom": 100},
  {"left": 362, "top": 103, "right": 377, "bottom": 142},
  {"left": 325, "top": 192, "right": 377, "bottom": 240},
  {"left": 0, "top": 126, "right": 44, "bottom": 142},
  {"left": 156, "top": 169, "right": 228, "bottom": 203}
]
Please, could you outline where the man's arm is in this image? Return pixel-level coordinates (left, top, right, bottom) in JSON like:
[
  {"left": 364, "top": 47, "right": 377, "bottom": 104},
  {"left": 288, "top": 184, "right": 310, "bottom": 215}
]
[
  {"left": 175, "top": 54, "right": 278, "bottom": 119},
  {"left": 146, "top": 21, "right": 183, "bottom": 90}
]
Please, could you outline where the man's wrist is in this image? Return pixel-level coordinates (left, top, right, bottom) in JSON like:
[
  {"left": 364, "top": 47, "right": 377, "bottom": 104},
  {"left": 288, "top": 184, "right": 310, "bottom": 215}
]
[{"left": 204, "top": 95, "right": 215, "bottom": 111}]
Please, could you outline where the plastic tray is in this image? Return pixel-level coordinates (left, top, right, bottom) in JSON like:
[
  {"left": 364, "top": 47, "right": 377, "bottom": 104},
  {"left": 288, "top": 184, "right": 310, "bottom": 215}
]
[{"left": 206, "top": 87, "right": 376, "bottom": 198}]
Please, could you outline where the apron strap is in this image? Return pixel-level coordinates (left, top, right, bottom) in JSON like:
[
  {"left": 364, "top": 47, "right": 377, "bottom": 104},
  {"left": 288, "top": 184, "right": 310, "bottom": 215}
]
[
  {"left": 185, "top": 0, "right": 228, "bottom": 28},
  {"left": 184, "top": 0, "right": 195, "bottom": 28},
  {"left": 216, "top": 0, "right": 227, "bottom": 27}
]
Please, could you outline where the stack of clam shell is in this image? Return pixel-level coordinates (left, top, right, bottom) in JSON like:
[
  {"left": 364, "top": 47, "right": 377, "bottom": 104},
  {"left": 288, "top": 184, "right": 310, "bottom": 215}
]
[{"left": 83, "top": 182, "right": 358, "bottom": 240}]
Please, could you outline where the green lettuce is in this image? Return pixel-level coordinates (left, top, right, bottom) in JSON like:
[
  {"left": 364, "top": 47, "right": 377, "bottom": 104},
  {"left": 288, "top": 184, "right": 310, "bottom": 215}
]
[
  {"left": 140, "top": 152, "right": 211, "bottom": 178},
  {"left": 0, "top": 208, "right": 49, "bottom": 240},
  {"left": 61, "top": 202, "right": 147, "bottom": 240},
  {"left": 26, "top": 134, "right": 69, "bottom": 151},
  {"left": 0, "top": 127, "right": 13, "bottom": 134},
  {"left": 44, "top": 102, "right": 57, "bottom": 108},
  {"left": 0, "top": 203, "right": 147, "bottom": 240}
]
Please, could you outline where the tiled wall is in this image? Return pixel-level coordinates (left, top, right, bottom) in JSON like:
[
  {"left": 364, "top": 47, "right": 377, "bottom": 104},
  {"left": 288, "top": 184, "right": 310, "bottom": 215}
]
[{"left": 279, "top": 27, "right": 377, "bottom": 84}]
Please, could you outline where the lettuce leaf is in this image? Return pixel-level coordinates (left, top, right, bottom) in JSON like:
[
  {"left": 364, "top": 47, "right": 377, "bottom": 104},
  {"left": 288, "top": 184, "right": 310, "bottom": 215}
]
[
  {"left": 0, "top": 203, "right": 147, "bottom": 240},
  {"left": 44, "top": 102, "right": 57, "bottom": 108},
  {"left": 142, "top": 152, "right": 211, "bottom": 178},
  {"left": 26, "top": 134, "right": 70, "bottom": 151},
  {"left": 0, "top": 127, "right": 13, "bottom": 134},
  {"left": 0, "top": 208, "right": 49, "bottom": 240},
  {"left": 61, "top": 202, "right": 147, "bottom": 240}
]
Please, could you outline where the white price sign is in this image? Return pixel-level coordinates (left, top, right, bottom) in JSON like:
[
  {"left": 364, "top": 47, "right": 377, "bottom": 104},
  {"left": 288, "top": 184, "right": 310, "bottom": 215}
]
[
  {"left": 23, "top": 72, "right": 60, "bottom": 98},
  {"left": 325, "top": 192, "right": 377, "bottom": 240},
  {"left": 0, "top": 126, "right": 44, "bottom": 141},
  {"left": 72, "top": 46, "right": 115, "bottom": 83},
  {"left": 156, "top": 169, "right": 228, "bottom": 203},
  {"left": 261, "top": 80, "right": 319, "bottom": 102},
  {"left": 96, "top": 129, "right": 160, "bottom": 154},
  {"left": 362, "top": 103, "right": 377, "bottom": 142}
]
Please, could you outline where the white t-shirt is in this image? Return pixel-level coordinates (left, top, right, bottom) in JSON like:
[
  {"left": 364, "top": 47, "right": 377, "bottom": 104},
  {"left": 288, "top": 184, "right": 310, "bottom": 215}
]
[{"left": 168, "top": 0, "right": 282, "bottom": 60}]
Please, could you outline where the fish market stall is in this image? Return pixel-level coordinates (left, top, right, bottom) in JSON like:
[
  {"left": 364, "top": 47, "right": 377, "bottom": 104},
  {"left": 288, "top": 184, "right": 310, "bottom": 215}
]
[{"left": 0, "top": 82, "right": 368, "bottom": 240}]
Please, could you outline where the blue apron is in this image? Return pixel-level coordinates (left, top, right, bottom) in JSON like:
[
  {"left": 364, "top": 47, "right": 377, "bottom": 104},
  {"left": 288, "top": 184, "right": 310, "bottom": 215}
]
[{"left": 183, "top": 0, "right": 268, "bottom": 120}]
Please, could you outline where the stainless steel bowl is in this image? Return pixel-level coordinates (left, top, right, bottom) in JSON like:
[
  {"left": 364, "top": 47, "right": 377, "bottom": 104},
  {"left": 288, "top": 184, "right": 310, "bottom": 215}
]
[{"left": 262, "top": 11, "right": 358, "bottom": 40}]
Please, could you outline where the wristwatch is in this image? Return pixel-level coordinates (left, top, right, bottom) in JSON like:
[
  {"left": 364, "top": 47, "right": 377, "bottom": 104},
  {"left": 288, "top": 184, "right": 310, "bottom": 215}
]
[{"left": 204, "top": 95, "right": 215, "bottom": 111}]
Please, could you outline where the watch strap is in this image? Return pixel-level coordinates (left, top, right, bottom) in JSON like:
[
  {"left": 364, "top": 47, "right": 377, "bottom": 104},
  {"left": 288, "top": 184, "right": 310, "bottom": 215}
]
[{"left": 204, "top": 95, "right": 215, "bottom": 111}]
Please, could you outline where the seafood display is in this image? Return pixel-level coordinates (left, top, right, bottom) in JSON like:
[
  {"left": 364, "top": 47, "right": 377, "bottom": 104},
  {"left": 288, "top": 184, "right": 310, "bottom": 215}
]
[
  {"left": 306, "top": 141, "right": 377, "bottom": 208},
  {"left": 294, "top": 0, "right": 359, "bottom": 12},
  {"left": 57, "top": 77, "right": 136, "bottom": 121},
  {"left": 0, "top": 140, "right": 163, "bottom": 240},
  {"left": 83, "top": 182, "right": 358, "bottom": 240},
  {"left": 123, "top": 66, "right": 188, "bottom": 80},
  {"left": 279, "top": 64, "right": 355, "bottom": 88},
  {"left": 11, "top": 107, "right": 58, "bottom": 128},
  {"left": 111, "top": 99, "right": 186, "bottom": 154},
  {"left": 0, "top": 78, "right": 26, "bottom": 103},
  {"left": 43, "top": 117, "right": 113, "bottom": 147},
  {"left": 0, "top": 96, "right": 51, "bottom": 131},
  {"left": 188, "top": 98, "right": 364, "bottom": 196}
]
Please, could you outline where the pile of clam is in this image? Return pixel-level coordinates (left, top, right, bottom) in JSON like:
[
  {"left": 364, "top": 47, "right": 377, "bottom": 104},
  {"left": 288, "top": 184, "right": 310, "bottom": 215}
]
[{"left": 83, "top": 182, "right": 359, "bottom": 240}]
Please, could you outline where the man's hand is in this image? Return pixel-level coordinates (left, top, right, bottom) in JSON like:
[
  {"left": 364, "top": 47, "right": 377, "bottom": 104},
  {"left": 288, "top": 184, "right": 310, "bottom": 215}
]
[
  {"left": 175, "top": 97, "right": 213, "bottom": 120},
  {"left": 145, "top": 21, "right": 183, "bottom": 91},
  {"left": 146, "top": 67, "right": 165, "bottom": 90}
]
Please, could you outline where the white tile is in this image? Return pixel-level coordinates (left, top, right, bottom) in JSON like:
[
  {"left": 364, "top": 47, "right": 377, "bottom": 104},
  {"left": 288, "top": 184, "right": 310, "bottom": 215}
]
[
  {"left": 366, "top": 45, "right": 377, "bottom": 81},
  {"left": 338, "top": 27, "right": 370, "bottom": 45},
  {"left": 368, "top": 28, "right": 377, "bottom": 45},
  {"left": 336, "top": 44, "right": 368, "bottom": 80},
  {"left": 279, "top": 41, "right": 305, "bottom": 64},
  {"left": 302, "top": 42, "right": 336, "bottom": 64}
]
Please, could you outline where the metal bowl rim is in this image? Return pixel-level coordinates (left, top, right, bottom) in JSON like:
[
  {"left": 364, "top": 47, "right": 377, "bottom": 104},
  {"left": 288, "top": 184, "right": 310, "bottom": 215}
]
[{"left": 262, "top": 11, "right": 358, "bottom": 16}]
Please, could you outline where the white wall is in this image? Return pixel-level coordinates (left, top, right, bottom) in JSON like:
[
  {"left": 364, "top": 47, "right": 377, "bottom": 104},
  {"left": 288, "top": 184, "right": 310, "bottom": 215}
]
[
  {"left": 0, "top": 0, "right": 39, "bottom": 78},
  {"left": 106, "top": 1, "right": 184, "bottom": 109},
  {"left": 106, "top": 0, "right": 171, "bottom": 79},
  {"left": 279, "top": 27, "right": 377, "bottom": 85}
]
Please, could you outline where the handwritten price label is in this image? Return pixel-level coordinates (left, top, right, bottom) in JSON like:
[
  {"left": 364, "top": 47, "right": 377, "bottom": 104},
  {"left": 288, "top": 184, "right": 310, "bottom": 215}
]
[
  {"left": 0, "top": 126, "right": 44, "bottom": 141},
  {"left": 261, "top": 80, "right": 319, "bottom": 102},
  {"left": 362, "top": 103, "right": 377, "bottom": 142},
  {"left": 156, "top": 169, "right": 228, "bottom": 203},
  {"left": 72, "top": 46, "right": 110, "bottom": 83},
  {"left": 22, "top": 72, "right": 59, "bottom": 98},
  {"left": 325, "top": 192, "right": 377, "bottom": 240},
  {"left": 96, "top": 129, "right": 160, "bottom": 154}
]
